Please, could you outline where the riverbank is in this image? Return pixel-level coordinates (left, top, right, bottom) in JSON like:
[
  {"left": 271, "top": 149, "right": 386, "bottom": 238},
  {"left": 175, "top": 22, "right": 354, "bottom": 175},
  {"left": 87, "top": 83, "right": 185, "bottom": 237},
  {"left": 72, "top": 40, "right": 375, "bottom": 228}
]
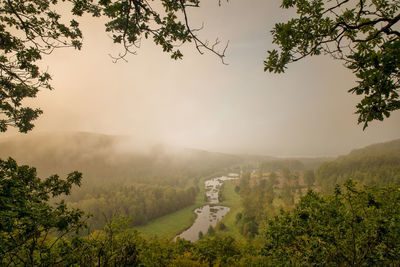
[
  {"left": 137, "top": 174, "right": 241, "bottom": 240},
  {"left": 216, "top": 180, "right": 245, "bottom": 241},
  {"left": 176, "top": 175, "right": 239, "bottom": 241},
  {"left": 136, "top": 177, "right": 209, "bottom": 239}
]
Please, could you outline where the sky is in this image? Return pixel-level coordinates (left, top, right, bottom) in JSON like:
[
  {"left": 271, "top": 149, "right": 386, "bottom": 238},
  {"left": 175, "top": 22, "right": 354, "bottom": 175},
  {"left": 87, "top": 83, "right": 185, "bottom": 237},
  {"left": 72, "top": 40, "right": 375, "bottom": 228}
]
[{"left": 13, "top": 0, "right": 400, "bottom": 157}]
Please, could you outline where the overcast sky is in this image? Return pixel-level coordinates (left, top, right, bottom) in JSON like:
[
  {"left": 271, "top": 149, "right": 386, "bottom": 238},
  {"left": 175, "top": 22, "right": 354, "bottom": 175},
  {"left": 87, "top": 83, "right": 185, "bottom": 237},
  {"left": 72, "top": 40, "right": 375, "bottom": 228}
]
[{"left": 12, "top": 1, "right": 400, "bottom": 157}]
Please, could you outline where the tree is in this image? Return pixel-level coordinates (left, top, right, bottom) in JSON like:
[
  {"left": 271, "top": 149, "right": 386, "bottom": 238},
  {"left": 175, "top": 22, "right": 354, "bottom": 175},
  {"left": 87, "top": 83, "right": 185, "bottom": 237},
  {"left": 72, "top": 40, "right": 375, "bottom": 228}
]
[
  {"left": 303, "top": 169, "right": 315, "bottom": 188},
  {"left": 0, "top": 0, "right": 87, "bottom": 132},
  {"left": 195, "top": 235, "right": 239, "bottom": 266},
  {"left": 281, "top": 182, "right": 294, "bottom": 207},
  {"left": 216, "top": 222, "right": 226, "bottom": 231},
  {"left": 281, "top": 167, "right": 291, "bottom": 182},
  {"left": 207, "top": 225, "right": 215, "bottom": 236},
  {"left": 0, "top": 0, "right": 227, "bottom": 133},
  {"left": 268, "top": 171, "right": 278, "bottom": 186},
  {"left": 0, "top": 158, "right": 86, "bottom": 266},
  {"left": 198, "top": 231, "right": 204, "bottom": 240},
  {"left": 265, "top": 0, "right": 400, "bottom": 129},
  {"left": 76, "top": 216, "right": 144, "bottom": 266},
  {"left": 261, "top": 180, "right": 400, "bottom": 265}
]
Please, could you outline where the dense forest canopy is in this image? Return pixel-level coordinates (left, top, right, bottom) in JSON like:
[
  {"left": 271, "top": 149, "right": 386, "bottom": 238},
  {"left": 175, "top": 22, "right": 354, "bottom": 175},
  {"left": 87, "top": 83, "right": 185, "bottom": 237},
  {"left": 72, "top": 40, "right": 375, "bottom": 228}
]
[
  {"left": 0, "top": 132, "right": 244, "bottom": 229},
  {"left": 2, "top": 157, "right": 399, "bottom": 266},
  {"left": 316, "top": 138, "right": 400, "bottom": 192}
]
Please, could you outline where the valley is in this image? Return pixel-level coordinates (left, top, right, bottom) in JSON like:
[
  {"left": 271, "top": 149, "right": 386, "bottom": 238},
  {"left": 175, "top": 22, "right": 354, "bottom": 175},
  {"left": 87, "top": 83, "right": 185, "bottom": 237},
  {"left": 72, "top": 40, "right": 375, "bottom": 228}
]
[{"left": 1, "top": 132, "right": 400, "bottom": 265}]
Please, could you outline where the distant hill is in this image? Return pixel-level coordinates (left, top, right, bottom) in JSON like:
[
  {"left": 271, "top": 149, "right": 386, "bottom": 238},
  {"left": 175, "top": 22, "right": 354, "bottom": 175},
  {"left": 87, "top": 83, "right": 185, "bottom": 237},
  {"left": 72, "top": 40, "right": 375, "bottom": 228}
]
[
  {"left": 316, "top": 139, "right": 400, "bottom": 192},
  {"left": 258, "top": 157, "right": 332, "bottom": 172},
  {"left": 0, "top": 132, "right": 333, "bottom": 184},
  {"left": 0, "top": 132, "right": 249, "bottom": 228},
  {"left": 347, "top": 138, "right": 400, "bottom": 157},
  {"left": 0, "top": 131, "right": 243, "bottom": 186}
]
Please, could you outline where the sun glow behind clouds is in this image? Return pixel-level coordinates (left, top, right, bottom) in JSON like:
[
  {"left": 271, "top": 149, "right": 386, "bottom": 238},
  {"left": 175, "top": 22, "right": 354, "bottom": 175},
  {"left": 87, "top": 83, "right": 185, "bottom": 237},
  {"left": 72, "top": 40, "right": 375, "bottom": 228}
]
[{"left": 20, "top": 0, "right": 400, "bottom": 157}]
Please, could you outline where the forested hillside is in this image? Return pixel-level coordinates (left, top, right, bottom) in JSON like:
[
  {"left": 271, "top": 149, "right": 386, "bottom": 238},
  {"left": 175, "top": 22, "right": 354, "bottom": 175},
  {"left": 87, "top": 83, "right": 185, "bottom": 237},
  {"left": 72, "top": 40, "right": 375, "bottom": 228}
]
[
  {"left": 2, "top": 135, "right": 400, "bottom": 265},
  {"left": 0, "top": 132, "right": 243, "bottom": 229},
  {"left": 0, "top": 132, "right": 242, "bottom": 185},
  {"left": 230, "top": 139, "right": 400, "bottom": 239},
  {"left": 3, "top": 157, "right": 399, "bottom": 266},
  {"left": 259, "top": 157, "right": 331, "bottom": 172},
  {"left": 316, "top": 139, "right": 400, "bottom": 192}
]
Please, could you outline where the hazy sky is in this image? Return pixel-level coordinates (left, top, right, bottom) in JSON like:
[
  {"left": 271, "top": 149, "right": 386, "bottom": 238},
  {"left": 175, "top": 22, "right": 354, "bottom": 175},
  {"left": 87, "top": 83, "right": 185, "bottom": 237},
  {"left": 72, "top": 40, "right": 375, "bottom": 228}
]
[{"left": 15, "top": 1, "right": 400, "bottom": 157}]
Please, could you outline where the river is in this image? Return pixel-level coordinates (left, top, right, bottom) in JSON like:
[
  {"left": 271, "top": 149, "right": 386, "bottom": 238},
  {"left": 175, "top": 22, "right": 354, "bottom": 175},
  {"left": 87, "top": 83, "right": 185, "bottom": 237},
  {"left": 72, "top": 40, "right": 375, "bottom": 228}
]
[{"left": 176, "top": 174, "right": 239, "bottom": 242}]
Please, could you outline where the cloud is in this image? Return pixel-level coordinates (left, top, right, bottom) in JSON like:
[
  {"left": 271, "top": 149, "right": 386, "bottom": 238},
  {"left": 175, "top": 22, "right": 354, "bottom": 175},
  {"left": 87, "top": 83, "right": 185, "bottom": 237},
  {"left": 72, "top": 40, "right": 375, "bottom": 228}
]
[{"left": 16, "top": 1, "right": 400, "bottom": 157}]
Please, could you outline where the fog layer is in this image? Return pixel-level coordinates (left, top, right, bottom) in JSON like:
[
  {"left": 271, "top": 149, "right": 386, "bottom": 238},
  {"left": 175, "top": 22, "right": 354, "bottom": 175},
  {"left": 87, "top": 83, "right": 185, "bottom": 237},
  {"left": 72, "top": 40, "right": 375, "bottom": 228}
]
[{"left": 10, "top": 1, "right": 400, "bottom": 157}]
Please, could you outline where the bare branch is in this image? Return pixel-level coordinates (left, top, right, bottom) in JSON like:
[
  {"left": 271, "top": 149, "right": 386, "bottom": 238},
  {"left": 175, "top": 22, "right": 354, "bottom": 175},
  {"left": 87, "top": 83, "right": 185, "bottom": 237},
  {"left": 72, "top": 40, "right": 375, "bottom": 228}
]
[{"left": 179, "top": 0, "right": 228, "bottom": 64}]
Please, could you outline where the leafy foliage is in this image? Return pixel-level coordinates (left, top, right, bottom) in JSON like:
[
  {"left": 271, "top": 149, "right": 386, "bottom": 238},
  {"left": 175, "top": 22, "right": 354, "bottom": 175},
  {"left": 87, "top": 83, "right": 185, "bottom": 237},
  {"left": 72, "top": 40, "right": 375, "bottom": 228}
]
[
  {"left": 69, "top": 184, "right": 198, "bottom": 229},
  {"left": 235, "top": 172, "right": 281, "bottom": 238},
  {"left": 1, "top": 2, "right": 400, "bottom": 265},
  {"left": 265, "top": 0, "right": 400, "bottom": 128},
  {"left": 0, "top": 0, "right": 91, "bottom": 132},
  {"left": 98, "top": 0, "right": 227, "bottom": 62},
  {"left": 0, "top": 158, "right": 86, "bottom": 266},
  {"left": 261, "top": 181, "right": 400, "bottom": 266},
  {"left": 316, "top": 138, "right": 400, "bottom": 192},
  {"left": 71, "top": 216, "right": 145, "bottom": 266},
  {"left": 260, "top": 159, "right": 305, "bottom": 172},
  {"left": 0, "top": 0, "right": 226, "bottom": 133},
  {"left": 2, "top": 159, "right": 400, "bottom": 266},
  {"left": 303, "top": 169, "right": 315, "bottom": 188},
  {"left": 0, "top": 132, "right": 244, "bottom": 230}
]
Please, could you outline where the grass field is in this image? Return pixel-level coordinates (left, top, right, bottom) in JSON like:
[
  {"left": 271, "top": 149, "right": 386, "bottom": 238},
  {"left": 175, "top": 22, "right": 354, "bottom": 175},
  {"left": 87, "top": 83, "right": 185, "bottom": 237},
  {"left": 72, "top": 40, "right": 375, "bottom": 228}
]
[
  {"left": 217, "top": 180, "right": 245, "bottom": 240},
  {"left": 136, "top": 176, "right": 245, "bottom": 240},
  {"left": 136, "top": 178, "right": 208, "bottom": 239}
]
